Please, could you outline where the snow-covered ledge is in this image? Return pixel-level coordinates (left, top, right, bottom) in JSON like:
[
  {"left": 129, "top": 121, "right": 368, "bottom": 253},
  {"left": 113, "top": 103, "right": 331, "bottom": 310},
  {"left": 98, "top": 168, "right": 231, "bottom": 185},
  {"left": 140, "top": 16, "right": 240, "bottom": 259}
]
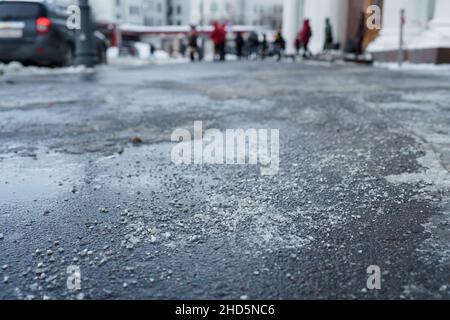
[
  {"left": 368, "top": 0, "right": 428, "bottom": 53},
  {"left": 408, "top": 0, "right": 450, "bottom": 50}
]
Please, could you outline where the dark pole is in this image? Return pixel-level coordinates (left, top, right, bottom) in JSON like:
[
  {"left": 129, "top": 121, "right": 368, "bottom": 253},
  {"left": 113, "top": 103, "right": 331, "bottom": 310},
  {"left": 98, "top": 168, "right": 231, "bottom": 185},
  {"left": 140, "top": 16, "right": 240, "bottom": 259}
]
[
  {"left": 199, "top": 0, "right": 205, "bottom": 61},
  {"left": 75, "top": 0, "right": 96, "bottom": 68},
  {"left": 398, "top": 9, "right": 405, "bottom": 67}
]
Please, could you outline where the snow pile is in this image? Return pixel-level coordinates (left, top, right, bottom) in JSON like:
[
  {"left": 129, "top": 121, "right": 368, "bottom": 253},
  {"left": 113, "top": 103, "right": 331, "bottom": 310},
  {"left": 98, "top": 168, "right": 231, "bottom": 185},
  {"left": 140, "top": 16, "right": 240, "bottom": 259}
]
[
  {"left": 152, "top": 49, "right": 169, "bottom": 60},
  {"left": 134, "top": 42, "right": 151, "bottom": 59},
  {"left": 375, "top": 62, "right": 450, "bottom": 75},
  {"left": 106, "top": 46, "right": 119, "bottom": 60},
  {"left": 0, "top": 61, "right": 95, "bottom": 76},
  {"left": 107, "top": 46, "right": 189, "bottom": 66},
  {"left": 150, "top": 50, "right": 189, "bottom": 65}
]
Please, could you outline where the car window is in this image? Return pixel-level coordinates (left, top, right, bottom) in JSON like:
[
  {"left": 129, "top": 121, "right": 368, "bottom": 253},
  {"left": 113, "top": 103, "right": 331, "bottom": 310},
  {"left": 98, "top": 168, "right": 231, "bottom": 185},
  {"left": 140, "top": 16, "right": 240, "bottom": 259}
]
[
  {"left": 53, "top": 5, "right": 70, "bottom": 17},
  {"left": 0, "top": 3, "right": 46, "bottom": 20}
]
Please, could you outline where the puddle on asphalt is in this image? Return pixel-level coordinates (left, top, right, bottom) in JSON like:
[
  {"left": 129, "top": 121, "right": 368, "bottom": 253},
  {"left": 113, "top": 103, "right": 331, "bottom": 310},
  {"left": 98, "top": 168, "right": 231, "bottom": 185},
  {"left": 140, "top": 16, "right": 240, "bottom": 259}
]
[{"left": 0, "top": 150, "right": 83, "bottom": 203}]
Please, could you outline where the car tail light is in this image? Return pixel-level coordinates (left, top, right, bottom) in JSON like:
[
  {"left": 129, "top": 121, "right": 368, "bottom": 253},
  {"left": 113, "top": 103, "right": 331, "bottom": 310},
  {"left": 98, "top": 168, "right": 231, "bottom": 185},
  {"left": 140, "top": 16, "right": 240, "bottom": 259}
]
[{"left": 36, "top": 17, "right": 51, "bottom": 34}]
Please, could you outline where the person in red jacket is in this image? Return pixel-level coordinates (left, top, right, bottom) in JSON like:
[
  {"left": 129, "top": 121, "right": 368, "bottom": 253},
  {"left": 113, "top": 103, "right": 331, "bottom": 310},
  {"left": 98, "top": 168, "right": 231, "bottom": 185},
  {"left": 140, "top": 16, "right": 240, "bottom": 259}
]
[
  {"left": 299, "top": 19, "right": 313, "bottom": 58},
  {"left": 211, "top": 21, "right": 226, "bottom": 61}
]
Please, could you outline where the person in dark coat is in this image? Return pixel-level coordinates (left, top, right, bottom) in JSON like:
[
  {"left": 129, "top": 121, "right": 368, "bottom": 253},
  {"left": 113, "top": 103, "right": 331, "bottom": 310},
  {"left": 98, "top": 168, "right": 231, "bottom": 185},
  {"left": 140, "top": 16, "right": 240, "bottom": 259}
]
[
  {"left": 188, "top": 26, "right": 199, "bottom": 62},
  {"left": 273, "top": 29, "right": 285, "bottom": 61},
  {"left": 323, "top": 18, "right": 334, "bottom": 52},
  {"left": 260, "top": 34, "right": 268, "bottom": 60},
  {"left": 235, "top": 31, "right": 245, "bottom": 59},
  {"left": 295, "top": 36, "right": 301, "bottom": 56},
  {"left": 355, "top": 12, "right": 366, "bottom": 59},
  {"left": 247, "top": 31, "right": 259, "bottom": 60}
]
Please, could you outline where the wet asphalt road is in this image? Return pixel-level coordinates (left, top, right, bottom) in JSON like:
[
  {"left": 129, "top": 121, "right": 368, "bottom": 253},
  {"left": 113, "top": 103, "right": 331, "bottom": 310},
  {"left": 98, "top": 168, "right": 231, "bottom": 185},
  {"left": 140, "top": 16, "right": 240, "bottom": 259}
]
[{"left": 0, "top": 61, "right": 450, "bottom": 300}]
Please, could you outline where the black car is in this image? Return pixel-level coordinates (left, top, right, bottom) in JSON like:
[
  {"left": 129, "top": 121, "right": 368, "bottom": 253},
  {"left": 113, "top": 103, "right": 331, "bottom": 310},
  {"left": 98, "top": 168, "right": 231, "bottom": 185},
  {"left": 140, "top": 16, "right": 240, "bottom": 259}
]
[{"left": 0, "top": 0, "right": 107, "bottom": 67}]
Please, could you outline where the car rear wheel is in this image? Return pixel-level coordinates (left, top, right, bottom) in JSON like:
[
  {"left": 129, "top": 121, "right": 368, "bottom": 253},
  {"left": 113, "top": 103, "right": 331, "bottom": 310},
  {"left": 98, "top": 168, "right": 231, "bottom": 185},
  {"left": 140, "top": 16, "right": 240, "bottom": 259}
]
[{"left": 97, "top": 46, "right": 107, "bottom": 65}]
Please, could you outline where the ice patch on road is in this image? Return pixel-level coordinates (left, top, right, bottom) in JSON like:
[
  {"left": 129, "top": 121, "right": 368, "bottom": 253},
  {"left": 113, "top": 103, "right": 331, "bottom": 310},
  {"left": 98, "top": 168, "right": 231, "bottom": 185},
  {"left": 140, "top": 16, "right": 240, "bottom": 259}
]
[
  {"left": 376, "top": 101, "right": 439, "bottom": 112},
  {"left": 401, "top": 91, "right": 450, "bottom": 106},
  {"left": 386, "top": 145, "right": 450, "bottom": 266},
  {"left": 385, "top": 145, "right": 450, "bottom": 192}
]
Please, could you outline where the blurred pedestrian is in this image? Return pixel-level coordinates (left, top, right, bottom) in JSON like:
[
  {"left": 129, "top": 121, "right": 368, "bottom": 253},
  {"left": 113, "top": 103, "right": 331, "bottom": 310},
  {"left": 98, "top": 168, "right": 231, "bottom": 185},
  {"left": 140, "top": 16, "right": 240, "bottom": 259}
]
[
  {"left": 261, "top": 34, "right": 268, "bottom": 60},
  {"left": 180, "top": 38, "right": 187, "bottom": 57},
  {"left": 323, "top": 18, "right": 334, "bottom": 52},
  {"left": 295, "top": 36, "right": 301, "bottom": 56},
  {"left": 211, "top": 21, "right": 226, "bottom": 62},
  {"left": 150, "top": 43, "right": 155, "bottom": 56},
  {"left": 219, "top": 23, "right": 227, "bottom": 61},
  {"left": 188, "top": 25, "right": 199, "bottom": 62},
  {"left": 300, "top": 19, "right": 312, "bottom": 58},
  {"left": 273, "top": 28, "right": 285, "bottom": 61},
  {"left": 355, "top": 12, "right": 366, "bottom": 60},
  {"left": 235, "top": 31, "right": 245, "bottom": 60},
  {"left": 247, "top": 31, "right": 259, "bottom": 60}
]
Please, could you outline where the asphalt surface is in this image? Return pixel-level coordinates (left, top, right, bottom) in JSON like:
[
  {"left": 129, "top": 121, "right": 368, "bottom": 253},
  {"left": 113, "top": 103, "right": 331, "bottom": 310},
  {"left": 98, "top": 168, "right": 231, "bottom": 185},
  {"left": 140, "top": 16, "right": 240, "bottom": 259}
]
[{"left": 0, "top": 61, "right": 450, "bottom": 300}]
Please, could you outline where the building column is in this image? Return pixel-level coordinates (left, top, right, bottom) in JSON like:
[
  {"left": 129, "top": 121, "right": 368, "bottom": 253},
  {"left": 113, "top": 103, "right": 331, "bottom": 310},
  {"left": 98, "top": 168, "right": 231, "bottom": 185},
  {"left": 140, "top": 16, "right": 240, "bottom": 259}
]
[
  {"left": 368, "top": 0, "right": 428, "bottom": 53},
  {"left": 303, "top": 0, "right": 347, "bottom": 54},
  {"left": 189, "top": 0, "right": 202, "bottom": 25},
  {"left": 282, "top": 0, "right": 302, "bottom": 55}
]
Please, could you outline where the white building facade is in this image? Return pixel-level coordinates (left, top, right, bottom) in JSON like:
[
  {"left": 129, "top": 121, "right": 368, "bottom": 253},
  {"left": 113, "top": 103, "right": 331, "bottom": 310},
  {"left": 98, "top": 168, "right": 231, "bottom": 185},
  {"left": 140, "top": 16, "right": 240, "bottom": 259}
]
[
  {"left": 90, "top": 0, "right": 167, "bottom": 25},
  {"left": 166, "top": 0, "right": 283, "bottom": 27},
  {"left": 90, "top": 0, "right": 283, "bottom": 28},
  {"left": 282, "top": 0, "right": 450, "bottom": 63},
  {"left": 369, "top": 0, "right": 450, "bottom": 64}
]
